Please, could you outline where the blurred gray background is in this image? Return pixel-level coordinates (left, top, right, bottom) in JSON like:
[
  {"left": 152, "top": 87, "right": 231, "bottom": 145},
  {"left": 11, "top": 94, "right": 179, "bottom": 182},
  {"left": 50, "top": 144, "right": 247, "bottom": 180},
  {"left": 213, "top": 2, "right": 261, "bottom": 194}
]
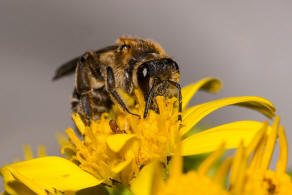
[{"left": 1, "top": 0, "right": 292, "bottom": 187}]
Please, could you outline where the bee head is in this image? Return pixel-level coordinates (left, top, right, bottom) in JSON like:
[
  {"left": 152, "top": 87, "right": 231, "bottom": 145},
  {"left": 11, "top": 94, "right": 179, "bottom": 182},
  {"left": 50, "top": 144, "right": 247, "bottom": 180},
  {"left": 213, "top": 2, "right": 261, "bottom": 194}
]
[
  {"left": 117, "top": 37, "right": 182, "bottom": 119},
  {"left": 136, "top": 58, "right": 180, "bottom": 99}
]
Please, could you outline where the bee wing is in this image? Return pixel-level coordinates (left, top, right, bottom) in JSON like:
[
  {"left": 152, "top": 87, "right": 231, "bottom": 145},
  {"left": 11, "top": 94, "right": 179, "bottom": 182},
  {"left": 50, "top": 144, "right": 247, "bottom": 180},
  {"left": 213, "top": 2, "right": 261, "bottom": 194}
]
[
  {"left": 53, "top": 56, "right": 80, "bottom": 80},
  {"left": 53, "top": 45, "right": 118, "bottom": 81}
]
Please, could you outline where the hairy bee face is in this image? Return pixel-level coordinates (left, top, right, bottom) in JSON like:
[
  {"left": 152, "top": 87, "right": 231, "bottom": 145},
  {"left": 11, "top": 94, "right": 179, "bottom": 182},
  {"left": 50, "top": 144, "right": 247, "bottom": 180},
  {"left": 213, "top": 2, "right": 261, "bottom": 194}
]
[
  {"left": 115, "top": 38, "right": 180, "bottom": 99},
  {"left": 54, "top": 37, "right": 182, "bottom": 122},
  {"left": 136, "top": 58, "right": 180, "bottom": 98}
]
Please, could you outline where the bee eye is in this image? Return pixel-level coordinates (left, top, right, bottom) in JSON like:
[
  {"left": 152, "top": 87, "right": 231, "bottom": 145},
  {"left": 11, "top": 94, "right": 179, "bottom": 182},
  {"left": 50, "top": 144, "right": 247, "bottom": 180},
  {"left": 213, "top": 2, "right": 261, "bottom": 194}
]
[
  {"left": 125, "top": 70, "right": 130, "bottom": 79},
  {"left": 120, "top": 44, "right": 130, "bottom": 51},
  {"left": 142, "top": 68, "right": 148, "bottom": 77}
]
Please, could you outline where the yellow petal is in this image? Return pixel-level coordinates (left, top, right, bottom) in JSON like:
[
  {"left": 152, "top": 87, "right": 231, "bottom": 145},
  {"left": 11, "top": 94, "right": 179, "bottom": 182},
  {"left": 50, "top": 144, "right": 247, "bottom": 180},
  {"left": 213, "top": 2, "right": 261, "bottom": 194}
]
[
  {"left": 262, "top": 116, "right": 280, "bottom": 170},
  {"left": 213, "top": 157, "right": 232, "bottom": 185},
  {"left": 182, "top": 78, "right": 222, "bottom": 109},
  {"left": 229, "top": 142, "right": 244, "bottom": 188},
  {"left": 112, "top": 159, "right": 132, "bottom": 174},
  {"left": 197, "top": 143, "right": 225, "bottom": 175},
  {"left": 229, "top": 142, "right": 246, "bottom": 194},
  {"left": 75, "top": 185, "right": 109, "bottom": 195},
  {"left": 249, "top": 131, "right": 268, "bottom": 170},
  {"left": 1, "top": 167, "right": 36, "bottom": 195},
  {"left": 106, "top": 134, "right": 138, "bottom": 153},
  {"left": 276, "top": 126, "right": 288, "bottom": 173},
  {"left": 57, "top": 133, "right": 75, "bottom": 159},
  {"left": 245, "top": 121, "right": 268, "bottom": 157},
  {"left": 65, "top": 128, "right": 82, "bottom": 148},
  {"left": 0, "top": 157, "right": 102, "bottom": 194},
  {"left": 131, "top": 161, "right": 161, "bottom": 195},
  {"left": 5, "top": 167, "right": 52, "bottom": 194},
  {"left": 181, "top": 121, "right": 265, "bottom": 156},
  {"left": 181, "top": 96, "right": 275, "bottom": 136}
]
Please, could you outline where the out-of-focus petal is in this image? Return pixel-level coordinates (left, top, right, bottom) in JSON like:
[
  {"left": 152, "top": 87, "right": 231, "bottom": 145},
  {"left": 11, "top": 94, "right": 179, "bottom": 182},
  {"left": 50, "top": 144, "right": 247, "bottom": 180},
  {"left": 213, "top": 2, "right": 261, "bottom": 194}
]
[
  {"left": 262, "top": 116, "right": 280, "bottom": 170},
  {"left": 131, "top": 161, "right": 160, "bottom": 195},
  {"left": 181, "top": 121, "right": 265, "bottom": 156},
  {"left": 276, "top": 126, "right": 288, "bottom": 173}
]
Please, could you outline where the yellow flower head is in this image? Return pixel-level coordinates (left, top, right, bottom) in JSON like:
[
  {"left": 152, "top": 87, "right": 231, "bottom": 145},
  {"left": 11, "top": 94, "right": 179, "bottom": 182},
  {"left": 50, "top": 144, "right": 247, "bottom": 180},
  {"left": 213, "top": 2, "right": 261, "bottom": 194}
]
[
  {"left": 229, "top": 116, "right": 292, "bottom": 195},
  {"left": 61, "top": 78, "right": 276, "bottom": 186},
  {"left": 63, "top": 90, "right": 180, "bottom": 185},
  {"left": 0, "top": 78, "right": 277, "bottom": 194}
]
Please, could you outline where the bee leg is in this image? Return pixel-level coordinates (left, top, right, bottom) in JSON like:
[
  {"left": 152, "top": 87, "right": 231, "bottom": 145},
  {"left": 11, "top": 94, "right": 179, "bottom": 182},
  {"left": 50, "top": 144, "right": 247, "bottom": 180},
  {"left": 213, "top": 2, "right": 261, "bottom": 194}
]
[
  {"left": 143, "top": 79, "right": 159, "bottom": 119},
  {"left": 80, "top": 93, "right": 93, "bottom": 124},
  {"left": 75, "top": 53, "right": 94, "bottom": 124},
  {"left": 71, "top": 88, "right": 87, "bottom": 126},
  {"left": 167, "top": 80, "right": 182, "bottom": 121},
  {"left": 106, "top": 67, "right": 141, "bottom": 119}
]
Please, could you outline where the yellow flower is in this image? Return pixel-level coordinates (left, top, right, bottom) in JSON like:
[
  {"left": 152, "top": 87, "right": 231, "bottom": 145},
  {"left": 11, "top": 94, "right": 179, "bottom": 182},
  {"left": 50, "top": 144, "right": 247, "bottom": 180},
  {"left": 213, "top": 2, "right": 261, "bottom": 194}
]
[
  {"left": 229, "top": 116, "right": 292, "bottom": 195},
  {"left": 131, "top": 137, "right": 231, "bottom": 195},
  {"left": 61, "top": 77, "right": 275, "bottom": 185},
  {"left": 0, "top": 77, "right": 276, "bottom": 194}
]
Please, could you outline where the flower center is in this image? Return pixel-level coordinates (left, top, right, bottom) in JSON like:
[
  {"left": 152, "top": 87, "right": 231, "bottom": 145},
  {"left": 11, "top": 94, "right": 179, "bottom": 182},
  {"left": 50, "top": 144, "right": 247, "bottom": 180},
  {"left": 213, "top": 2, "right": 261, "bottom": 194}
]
[{"left": 62, "top": 91, "right": 180, "bottom": 185}]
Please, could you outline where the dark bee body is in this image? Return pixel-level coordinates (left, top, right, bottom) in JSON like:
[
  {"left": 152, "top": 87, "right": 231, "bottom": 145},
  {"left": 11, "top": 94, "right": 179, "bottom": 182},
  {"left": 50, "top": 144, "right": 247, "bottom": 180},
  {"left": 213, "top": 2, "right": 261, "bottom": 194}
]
[{"left": 54, "top": 37, "right": 181, "bottom": 122}]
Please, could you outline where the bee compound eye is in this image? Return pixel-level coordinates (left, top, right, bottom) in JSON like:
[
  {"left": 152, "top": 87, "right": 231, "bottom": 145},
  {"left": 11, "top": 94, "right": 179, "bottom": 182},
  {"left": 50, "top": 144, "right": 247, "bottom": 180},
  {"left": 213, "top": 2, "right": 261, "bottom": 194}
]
[
  {"left": 142, "top": 67, "right": 148, "bottom": 77},
  {"left": 120, "top": 44, "right": 130, "bottom": 51},
  {"left": 80, "top": 55, "right": 87, "bottom": 63},
  {"left": 125, "top": 70, "right": 130, "bottom": 79}
]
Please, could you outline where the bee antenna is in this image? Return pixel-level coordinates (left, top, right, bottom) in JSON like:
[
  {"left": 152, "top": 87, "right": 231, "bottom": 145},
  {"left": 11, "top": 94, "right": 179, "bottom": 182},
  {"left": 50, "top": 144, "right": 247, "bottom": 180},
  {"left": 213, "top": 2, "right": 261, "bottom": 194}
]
[{"left": 143, "top": 79, "right": 160, "bottom": 119}]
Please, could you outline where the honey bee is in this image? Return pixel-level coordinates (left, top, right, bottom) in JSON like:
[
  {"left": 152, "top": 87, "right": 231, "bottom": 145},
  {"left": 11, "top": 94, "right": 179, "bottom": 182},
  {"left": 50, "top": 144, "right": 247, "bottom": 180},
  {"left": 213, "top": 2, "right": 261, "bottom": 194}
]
[{"left": 53, "top": 37, "right": 182, "bottom": 123}]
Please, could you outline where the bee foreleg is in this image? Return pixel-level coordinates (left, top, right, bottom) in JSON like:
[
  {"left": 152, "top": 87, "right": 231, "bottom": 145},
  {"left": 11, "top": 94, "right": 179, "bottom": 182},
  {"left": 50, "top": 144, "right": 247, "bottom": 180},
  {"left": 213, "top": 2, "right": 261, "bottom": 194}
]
[
  {"left": 106, "top": 67, "right": 140, "bottom": 119},
  {"left": 167, "top": 80, "right": 182, "bottom": 121},
  {"left": 143, "top": 79, "right": 159, "bottom": 119}
]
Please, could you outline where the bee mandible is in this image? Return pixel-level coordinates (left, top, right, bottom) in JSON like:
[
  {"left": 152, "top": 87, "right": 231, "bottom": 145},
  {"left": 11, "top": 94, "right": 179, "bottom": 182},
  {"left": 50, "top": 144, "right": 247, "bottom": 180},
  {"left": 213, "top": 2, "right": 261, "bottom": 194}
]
[{"left": 53, "top": 37, "right": 182, "bottom": 123}]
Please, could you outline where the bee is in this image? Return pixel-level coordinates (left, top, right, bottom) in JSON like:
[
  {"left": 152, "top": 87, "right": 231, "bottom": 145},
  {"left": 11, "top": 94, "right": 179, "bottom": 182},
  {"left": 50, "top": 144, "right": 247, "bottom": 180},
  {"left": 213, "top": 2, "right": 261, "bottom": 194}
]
[{"left": 53, "top": 37, "right": 182, "bottom": 123}]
